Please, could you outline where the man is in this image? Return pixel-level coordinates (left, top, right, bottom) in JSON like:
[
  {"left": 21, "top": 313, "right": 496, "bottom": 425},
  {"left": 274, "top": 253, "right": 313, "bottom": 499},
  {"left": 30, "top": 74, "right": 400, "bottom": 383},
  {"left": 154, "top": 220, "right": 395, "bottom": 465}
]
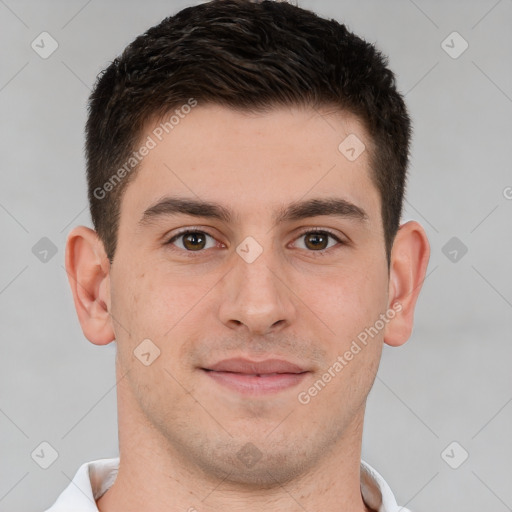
[{"left": 47, "top": 0, "right": 430, "bottom": 510}]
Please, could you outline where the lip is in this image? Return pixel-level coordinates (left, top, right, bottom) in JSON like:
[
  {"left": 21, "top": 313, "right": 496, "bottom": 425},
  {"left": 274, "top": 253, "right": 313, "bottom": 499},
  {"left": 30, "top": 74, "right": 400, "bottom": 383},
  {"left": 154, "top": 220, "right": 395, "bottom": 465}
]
[
  {"left": 202, "top": 358, "right": 309, "bottom": 395},
  {"left": 205, "top": 358, "right": 307, "bottom": 374}
]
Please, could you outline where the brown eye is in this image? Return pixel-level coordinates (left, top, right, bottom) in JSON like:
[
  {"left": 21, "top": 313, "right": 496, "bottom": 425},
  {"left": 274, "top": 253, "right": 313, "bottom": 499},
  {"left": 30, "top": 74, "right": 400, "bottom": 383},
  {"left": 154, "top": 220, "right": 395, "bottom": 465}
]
[
  {"left": 304, "top": 232, "right": 329, "bottom": 250},
  {"left": 293, "top": 230, "right": 342, "bottom": 252},
  {"left": 168, "top": 230, "right": 215, "bottom": 252},
  {"left": 182, "top": 232, "right": 207, "bottom": 251}
]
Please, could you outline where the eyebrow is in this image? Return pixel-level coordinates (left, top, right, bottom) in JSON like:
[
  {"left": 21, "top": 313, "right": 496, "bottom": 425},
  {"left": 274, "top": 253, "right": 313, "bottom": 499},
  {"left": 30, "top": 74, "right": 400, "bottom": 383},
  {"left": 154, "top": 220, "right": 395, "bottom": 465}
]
[{"left": 139, "top": 196, "right": 369, "bottom": 227}]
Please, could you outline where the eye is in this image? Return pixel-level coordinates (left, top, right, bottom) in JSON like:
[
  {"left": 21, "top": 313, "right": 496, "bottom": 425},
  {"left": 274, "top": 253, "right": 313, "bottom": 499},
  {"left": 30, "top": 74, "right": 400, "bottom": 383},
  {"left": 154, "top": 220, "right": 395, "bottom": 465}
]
[
  {"left": 292, "top": 229, "right": 344, "bottom": 252},
  {"left": 167, "top": 229, "right": 218, "bottom": 252},
  {"left": 165, "top": 228, "right": 345, "bottom": 255}
]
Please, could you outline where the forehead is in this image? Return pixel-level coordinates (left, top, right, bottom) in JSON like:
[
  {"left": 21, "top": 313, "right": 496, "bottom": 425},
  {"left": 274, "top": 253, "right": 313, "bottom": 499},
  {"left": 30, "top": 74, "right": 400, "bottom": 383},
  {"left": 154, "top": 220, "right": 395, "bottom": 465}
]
[{"left": 119, "top": 104, "right": 381, "bottom": 228}]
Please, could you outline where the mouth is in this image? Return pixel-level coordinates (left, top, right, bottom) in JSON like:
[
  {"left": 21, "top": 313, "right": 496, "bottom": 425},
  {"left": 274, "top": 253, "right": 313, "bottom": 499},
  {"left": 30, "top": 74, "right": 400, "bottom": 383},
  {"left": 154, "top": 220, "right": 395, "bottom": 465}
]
[{"left": 201, "top": 358, "right": 310, "bottom": 395}]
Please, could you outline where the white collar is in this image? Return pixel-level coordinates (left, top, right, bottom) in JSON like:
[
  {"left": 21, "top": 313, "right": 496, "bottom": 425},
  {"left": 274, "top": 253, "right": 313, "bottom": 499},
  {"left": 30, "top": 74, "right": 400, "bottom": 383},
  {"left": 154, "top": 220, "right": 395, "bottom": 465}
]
[{"left": 45, "top": 457, "right": 411, "bottom": 512}]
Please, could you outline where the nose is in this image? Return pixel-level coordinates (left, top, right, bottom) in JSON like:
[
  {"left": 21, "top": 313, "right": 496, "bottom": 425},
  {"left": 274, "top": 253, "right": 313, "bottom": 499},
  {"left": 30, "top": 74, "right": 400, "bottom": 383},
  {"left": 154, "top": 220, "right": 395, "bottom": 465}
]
[{"left": 217, "top": 243, "right": 297, "bottom": 336}]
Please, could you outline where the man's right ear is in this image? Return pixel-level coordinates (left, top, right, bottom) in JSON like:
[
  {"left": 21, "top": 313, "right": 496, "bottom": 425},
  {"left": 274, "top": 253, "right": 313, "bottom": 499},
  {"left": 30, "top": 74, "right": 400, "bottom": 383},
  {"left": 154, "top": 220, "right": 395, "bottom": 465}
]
[{"left": 65, "top": 226, "right": 115, "bottom": 345}]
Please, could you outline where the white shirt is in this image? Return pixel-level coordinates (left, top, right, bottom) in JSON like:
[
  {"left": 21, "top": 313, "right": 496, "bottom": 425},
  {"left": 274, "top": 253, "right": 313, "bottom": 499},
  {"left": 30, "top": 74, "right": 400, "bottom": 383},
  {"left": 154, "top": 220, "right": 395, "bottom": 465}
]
[{"left": 44, "top": 457, "right": 412, "bottom": 512}]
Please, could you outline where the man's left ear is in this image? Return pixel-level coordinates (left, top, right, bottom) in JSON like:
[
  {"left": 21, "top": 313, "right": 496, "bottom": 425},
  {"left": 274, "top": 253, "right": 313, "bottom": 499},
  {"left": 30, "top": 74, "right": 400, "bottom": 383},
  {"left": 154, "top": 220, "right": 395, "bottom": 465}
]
[{"left": 383, "top": 220, "right": 430, "bottom": 347}]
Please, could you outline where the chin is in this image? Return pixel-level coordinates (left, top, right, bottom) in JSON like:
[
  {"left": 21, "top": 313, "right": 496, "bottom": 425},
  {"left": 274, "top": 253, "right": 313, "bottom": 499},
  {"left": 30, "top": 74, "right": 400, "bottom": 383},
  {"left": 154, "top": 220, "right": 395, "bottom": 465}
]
[{"left": 185, "top": 437, "right": 317, "bottom": 488}]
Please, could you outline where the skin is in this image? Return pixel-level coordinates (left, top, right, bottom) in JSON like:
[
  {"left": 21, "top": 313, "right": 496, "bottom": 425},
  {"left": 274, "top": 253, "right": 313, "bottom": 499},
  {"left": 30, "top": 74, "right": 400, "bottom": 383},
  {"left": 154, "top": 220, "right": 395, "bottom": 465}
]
[{"left": 66, "top": 104, "right": 430, "bottom": 512}]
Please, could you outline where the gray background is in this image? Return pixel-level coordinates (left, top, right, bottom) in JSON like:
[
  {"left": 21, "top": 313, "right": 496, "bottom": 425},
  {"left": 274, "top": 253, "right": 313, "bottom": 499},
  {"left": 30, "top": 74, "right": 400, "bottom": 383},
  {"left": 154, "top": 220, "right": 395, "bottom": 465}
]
[{"left": 1, "top": 0, "right": 511, "bottom": 510}]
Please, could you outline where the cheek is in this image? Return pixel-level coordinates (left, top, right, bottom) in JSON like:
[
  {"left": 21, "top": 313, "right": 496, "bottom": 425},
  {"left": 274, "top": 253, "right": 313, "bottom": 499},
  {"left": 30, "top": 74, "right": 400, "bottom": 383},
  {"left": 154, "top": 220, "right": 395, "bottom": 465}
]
[
  {"left": 109, "top": 264, "right": 168, "bottom": 356},
  {"left": 110, "top": 262, "right": 213, "bottom": 359},
  {"left": 309, "top": 267, "right": 386, "bottom": 412},
  {"left": 110, "top": 267, "right": 197, "bottom": 410},
  {"left": 307, "top": 263, "right": 388, "bottom": 345},
  {"left": 112, "top": 264, "right": 168, "bottom": 329}
]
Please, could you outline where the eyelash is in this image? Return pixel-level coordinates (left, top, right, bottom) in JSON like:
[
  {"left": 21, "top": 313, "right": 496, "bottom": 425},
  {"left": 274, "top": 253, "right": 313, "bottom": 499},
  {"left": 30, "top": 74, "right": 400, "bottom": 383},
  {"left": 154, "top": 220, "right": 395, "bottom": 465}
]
[{"left": 165, "top": 227, "right": 345, "bottom": 257}]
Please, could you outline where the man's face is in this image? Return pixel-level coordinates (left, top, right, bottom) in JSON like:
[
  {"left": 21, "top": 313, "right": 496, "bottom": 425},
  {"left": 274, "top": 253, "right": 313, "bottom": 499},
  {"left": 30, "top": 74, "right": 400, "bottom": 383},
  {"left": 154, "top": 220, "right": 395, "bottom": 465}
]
[{"left": 109, "top": 105, "right": 390, "bottom": 484}]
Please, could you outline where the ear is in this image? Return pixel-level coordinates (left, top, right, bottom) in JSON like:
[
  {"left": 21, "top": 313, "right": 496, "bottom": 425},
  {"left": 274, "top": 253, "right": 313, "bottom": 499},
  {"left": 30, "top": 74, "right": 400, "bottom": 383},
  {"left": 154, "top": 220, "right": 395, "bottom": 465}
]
[
  {"left": 65, "top": 226, "right": 115, "bottom": 345},
  {"left": 383, "top": 220, "right": 430, "bottom": 347}
]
